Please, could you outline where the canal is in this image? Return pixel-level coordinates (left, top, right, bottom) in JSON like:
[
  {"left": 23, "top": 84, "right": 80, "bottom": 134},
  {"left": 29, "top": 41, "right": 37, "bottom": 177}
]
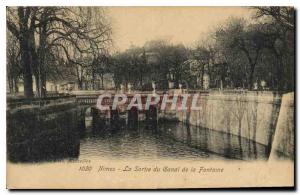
[
  {"left": 7, "top": 92, "right": 292, "bottom": 163},
  {"left": 7, "top": 115, "right": 270, "bottom": 163},
  {"left": 79, "top": 119, "right": 269, "bottom": 161}
]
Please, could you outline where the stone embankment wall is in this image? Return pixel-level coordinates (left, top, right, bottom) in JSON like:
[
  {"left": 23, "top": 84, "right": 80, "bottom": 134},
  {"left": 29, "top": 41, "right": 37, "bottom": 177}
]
[
  {"left": 164, "top": 91, "right": 284, "bottom": 148},
  {"left": 7, "top": 101, "right": 82, "bottom": 162}
]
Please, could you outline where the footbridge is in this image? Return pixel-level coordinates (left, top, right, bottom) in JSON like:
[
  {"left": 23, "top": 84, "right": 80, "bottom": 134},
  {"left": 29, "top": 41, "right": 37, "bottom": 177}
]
[{"left": 72, "top": 90, "right": 198, "bottom": 130}]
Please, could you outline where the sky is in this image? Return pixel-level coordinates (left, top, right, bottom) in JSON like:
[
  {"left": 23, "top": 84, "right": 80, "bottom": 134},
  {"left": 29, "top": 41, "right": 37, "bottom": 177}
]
[{"left": 108, "top": 7, "right": 254, "bottom": 51}]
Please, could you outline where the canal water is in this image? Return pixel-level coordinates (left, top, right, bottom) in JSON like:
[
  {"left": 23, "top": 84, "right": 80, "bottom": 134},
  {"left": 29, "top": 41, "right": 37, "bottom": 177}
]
[
  {"left": 79, "top": 119, "right": 269, "bottom": 161},
  {"left": 8, "top": 116, "right": 269, "bottom": 163}
]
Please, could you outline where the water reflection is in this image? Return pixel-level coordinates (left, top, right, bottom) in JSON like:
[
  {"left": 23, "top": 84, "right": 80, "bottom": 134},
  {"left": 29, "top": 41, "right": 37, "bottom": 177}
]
[
  {"left": 80, "top": 121, "right": 268, "bottom": 161},
  {"left": 159, "top": 122, "right": 268, "bottom": 160},
  {"left": 8, "top": 119, "right": 269, "bottom": 163}
]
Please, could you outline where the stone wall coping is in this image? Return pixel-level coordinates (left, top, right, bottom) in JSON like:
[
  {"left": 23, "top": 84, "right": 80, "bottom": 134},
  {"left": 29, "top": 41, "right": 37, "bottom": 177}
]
[
  {"left": 197, "top": 93, "right": 282, "bottom": 105},
  {"left": 280, "top": 92, "right": 294, "bottom": 107},
  {"left": 7, "top": 100, "right": 77, "bottom": 115}
]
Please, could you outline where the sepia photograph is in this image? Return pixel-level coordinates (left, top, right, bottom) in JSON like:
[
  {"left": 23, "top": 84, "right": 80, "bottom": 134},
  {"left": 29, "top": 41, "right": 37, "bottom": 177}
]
[{"left": 5, "top": 5, "right": 295, "bottom": 189}]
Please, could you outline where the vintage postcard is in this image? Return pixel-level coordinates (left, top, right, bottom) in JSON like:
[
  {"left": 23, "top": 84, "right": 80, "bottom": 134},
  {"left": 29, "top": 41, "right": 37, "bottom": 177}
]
[{"left": 6, "top": 6, "right": 294, "bottom": 189}]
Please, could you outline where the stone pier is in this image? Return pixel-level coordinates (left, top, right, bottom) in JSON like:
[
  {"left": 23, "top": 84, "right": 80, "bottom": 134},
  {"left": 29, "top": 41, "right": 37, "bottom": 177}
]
[{"left": 269, "top": 92, "right": 294, "bottom": 160}]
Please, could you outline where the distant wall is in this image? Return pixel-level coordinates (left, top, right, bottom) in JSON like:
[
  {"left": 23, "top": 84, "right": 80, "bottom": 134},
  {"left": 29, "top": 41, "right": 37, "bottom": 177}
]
[{"left": 165, "top": 91, "right": 283, "bottom": 147}]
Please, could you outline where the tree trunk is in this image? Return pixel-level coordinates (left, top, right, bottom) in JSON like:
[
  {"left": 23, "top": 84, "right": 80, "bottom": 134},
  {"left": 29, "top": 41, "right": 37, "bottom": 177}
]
[
  {"left": 13, "top": 78, "right": 19, "bottom": 93},
  {"left": 19, "top": 39, "right": 33, "bottom": 98},
  {"left": 272, "top": 47, "right": 284, "bottom": 91},
  {"left": 18, "top": 7, "right": 34, "bottom": 98},
  {"left": 34, "top": 73, "right": 40, "bottom": 97},
  {"left": 101, "top": 74, "right": 104, "bottom": 89},
  {"left": 174, "top": 74, "right": 179, "bottom": 89},
  {"left": 78, "top": 80, "right": 83, "bottom": 90},
  {"left": 8, "top": 74, "right": 14, "bottom": 94},
  {"left": 277, "top": 55, "right": 284, "bottom": 91},
  {"left": 41, "top": 72, "right": 46, "bottom": 97},
  {"left": 38, "top": 21, "right": 48, "bottom": 98},
  {"left": 140, "top": 73, "right": 143, "bottom": 89},
  {"left": 248, "top": 64, "right": 255, "bottom": 90},
  {"left": 92, "top": 66, "right": 95, "bottom": 90},
  {"left": 200, "top": 64, "right": 205, "bottom": 89}
]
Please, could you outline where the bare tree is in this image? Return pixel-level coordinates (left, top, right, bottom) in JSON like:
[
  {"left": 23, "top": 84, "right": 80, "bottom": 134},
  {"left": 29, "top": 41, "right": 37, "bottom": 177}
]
[
  {"left": 7, "top": 7, "right": 38, "bottom": 98},
  {"left": 253, "top": 7, "right": 295, "bottom": 91},
  {"left": 214, "top": 18, "right": 265, "bottom": 90},
  {"left": 7, "top": 7, "right": 112, "bottom": 97},
  {"left": 7, "top": 32, "right": 21, "bottom": 93}
]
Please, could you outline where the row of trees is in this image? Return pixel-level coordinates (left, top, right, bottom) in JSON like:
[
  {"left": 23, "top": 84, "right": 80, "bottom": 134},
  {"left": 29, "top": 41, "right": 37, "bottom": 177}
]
[
  {"left": 107, "top": 7, "right": 294, "bottom": 92},
  {"left": 7, "top": 7, "right": 294, "bottom": 98},
  {"left": 7, "top": 7, "right": 112, "bottom": 98},
  {"left": 110, "top": 40, "right": 189, "bottom": 90},
  {"left": 213, "top": 6, "right": 294, "bottom": 91}
]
